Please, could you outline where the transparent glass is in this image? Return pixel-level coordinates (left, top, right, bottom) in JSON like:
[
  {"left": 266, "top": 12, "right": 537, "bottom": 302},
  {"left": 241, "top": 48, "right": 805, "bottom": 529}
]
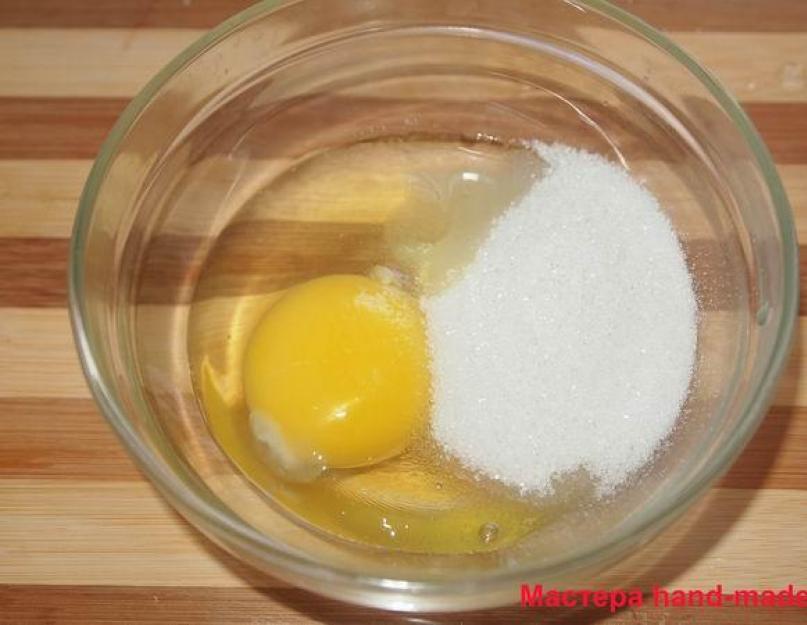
[{"left": 69, "top": 0, "right": 797, "bottom": 611}]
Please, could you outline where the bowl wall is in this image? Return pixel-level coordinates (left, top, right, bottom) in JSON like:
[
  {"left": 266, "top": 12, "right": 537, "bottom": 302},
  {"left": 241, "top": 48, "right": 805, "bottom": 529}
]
[{"left": 70, "top": 0, "right": 797, "bottom": 611}]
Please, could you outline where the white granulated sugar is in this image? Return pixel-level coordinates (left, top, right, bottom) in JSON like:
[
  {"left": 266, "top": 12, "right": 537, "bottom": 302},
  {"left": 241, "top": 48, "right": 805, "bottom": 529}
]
[{"left": 424, "top": 142, "right": 697, "bottom": 496}]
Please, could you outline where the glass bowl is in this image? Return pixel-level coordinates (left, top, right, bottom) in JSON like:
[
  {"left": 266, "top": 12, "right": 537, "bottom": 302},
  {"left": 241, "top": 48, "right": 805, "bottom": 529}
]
[{"left": 69, "top": 0, "right": 798, "bottom": 612}]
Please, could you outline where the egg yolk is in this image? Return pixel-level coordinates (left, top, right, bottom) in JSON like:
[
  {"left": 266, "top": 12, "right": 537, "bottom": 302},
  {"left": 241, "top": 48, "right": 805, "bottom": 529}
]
[{"left": 243, "top": 274, "right": 429, "bottom": 478}]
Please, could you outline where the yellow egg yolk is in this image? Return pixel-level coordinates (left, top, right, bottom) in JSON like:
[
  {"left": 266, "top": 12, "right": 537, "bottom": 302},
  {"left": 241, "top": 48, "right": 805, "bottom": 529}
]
[{"left": 243, "top": 274, "right": 429, "bottom": 478}]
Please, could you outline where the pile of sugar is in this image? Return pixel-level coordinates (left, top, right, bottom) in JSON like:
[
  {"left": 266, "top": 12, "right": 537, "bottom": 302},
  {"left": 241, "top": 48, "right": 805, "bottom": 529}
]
[{"left": 423, "top": 143, "right": 697, "bottom": 496}]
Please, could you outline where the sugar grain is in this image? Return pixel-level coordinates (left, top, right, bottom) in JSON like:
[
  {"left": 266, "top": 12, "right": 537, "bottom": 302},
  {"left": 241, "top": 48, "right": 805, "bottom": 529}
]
[{"left": 424, "top": 143, "right": 698, "bottom": 495}]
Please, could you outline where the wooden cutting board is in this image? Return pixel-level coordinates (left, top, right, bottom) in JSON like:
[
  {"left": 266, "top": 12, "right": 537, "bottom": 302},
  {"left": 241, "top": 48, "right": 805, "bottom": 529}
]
[{"left": 0, "top": 1, "right": 805, "bottom": 623}]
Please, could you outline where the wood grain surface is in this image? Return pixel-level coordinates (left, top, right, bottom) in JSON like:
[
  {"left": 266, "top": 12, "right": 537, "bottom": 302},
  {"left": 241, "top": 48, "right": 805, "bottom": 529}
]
[{"left": 1, "top": 1, "right": 806, "bottom": 624}]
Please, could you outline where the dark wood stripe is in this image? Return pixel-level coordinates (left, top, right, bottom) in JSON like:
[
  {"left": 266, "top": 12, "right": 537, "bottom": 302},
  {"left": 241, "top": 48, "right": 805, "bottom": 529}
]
[
  {"left": 1, "top": 0, "right": 805, "bottom": 32},
  {"left": 719, "top": 406, "right": 807, "bottom": 490},
  {"left": 0, "top": 395, "right": 803, "bottom": 489},
  {"left": 0, "top": 398, "right": 140, "bottom": 480},
  {"left": 142, "top": 233, "right": 776, "bottom": 308},
  {"left": 0, "top": 98, "right": 127, "bottom": 160},
  {"left": 140, "top": 221, "right": 386, "bottom": 305},
  {"left": 0, "top": 98, "right": 804, "bottom": 164},
  {"left": 746, "top": 103, "right": 807, "bottom": 165},
  {"left": 2, "top": 585, "right": 806, "bottom": 625},
  {"left": 0, "top": 238, "right": 68, "bottom": 307},
  {"left": 620, "top": 0, "right": 807, "bottom": 32},
  {"left": 0, "top": 0, "right": 253, "bottom": 29},
  {"left": 3, "top": 235, "right": 806, "bottom": 313}
]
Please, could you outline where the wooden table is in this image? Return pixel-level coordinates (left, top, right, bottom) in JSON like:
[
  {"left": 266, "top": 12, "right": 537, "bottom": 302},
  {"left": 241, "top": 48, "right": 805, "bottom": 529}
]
[{"left": 1, "top": 1, "right": 805, "bottom": 623}]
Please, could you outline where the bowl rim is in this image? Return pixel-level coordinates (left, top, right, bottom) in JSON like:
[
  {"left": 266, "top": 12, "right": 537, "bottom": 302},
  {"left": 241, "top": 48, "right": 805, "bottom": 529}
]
[{"left": 68, "top": 0, "right": 799, "bottom": 602}]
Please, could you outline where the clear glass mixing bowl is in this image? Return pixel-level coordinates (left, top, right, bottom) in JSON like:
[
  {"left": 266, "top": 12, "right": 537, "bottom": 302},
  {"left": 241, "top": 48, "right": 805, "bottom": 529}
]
[{"left": 69, "top": 0, "right": 798, "bottom": 611}]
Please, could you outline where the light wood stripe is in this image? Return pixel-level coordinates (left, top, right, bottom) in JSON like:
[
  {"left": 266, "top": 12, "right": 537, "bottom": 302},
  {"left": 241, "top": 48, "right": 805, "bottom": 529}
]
[
  {"left": 671, "top": 33, "right": 807, "bottom": 103},
  {"left": 0, "top": 29, "right": 200, "bottom": 98},
  {"left": 0, "top": 29, "right": 806, "bottom": 103},
  {"left": 0, "top": 160, "right": 90, "bottom": 237},
  {"left": 0, "top": 480, "right": 268, "bottom": 588},
  {"left": 3, "top": 161, "right": 805, "bottom": 240},
  {"left": 581, "top": 29, "right": 807, "bottom": 104},
  {"left": 2, "top": 0, "right": 807, "bottom": 33},
  {"left": 0, "top": 482, "right": 803, "bottom": 590},
  {"left": 0, "top": 237, "right": 803, "bottom": 310},
  {"left": 0, "top": 309, "right": 87, "bottom": 399},
  {"left": 784, "top": 165, "right": 807, "bottom": 238},
  {"left": 2, "top": 308, "right": 806, "bottom": 403},
  {"left": 774, "top": 318, "right": 807, "bottom": 408}
]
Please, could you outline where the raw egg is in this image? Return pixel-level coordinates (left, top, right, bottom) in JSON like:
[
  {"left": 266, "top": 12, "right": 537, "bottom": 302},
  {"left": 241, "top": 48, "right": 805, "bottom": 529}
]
[{"left": 243, "top": 274, "right": 429, "bottom": 478}]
